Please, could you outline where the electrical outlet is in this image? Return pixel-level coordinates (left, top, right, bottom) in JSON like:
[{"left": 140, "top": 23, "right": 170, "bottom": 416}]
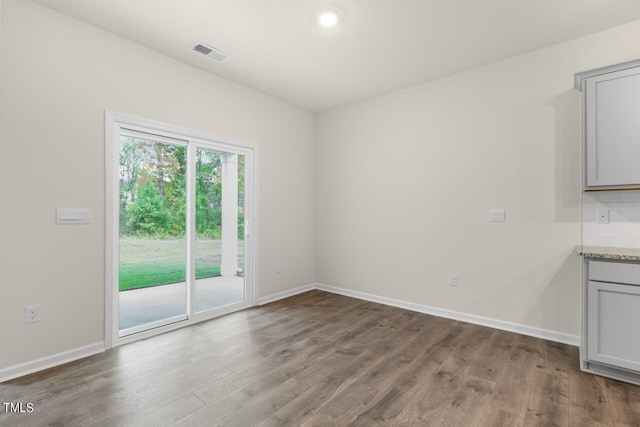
[
  {"left": 597, "top": 209, "right": 610, "bottom": 224},
  {"left": 448, "top": 274, "right": 459, "bottom": 287},
  {"left": 25, "top": 305, "right": 41, "bottom": 323},
  {"left": 275, "top": 263, "right": 281, "bottom": 274}
]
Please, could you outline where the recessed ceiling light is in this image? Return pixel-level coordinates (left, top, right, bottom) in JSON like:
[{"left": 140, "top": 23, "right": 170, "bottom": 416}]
[{"left": 318, "top": 10, "right": 339, "bottom": 28}]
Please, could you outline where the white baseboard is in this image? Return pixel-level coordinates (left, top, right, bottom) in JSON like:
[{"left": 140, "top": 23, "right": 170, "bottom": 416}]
[
  {"left": 315, "top": 283, "right": 580, "bottom": 347},
  {"left": 258, "top": 283, "right": 316, "bottom": 305},
  {"left": 0, "top": 342, "right": 105, "bottom": 384}
]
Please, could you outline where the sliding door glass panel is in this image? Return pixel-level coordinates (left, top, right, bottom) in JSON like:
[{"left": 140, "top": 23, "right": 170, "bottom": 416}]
[
  {"left": 118, "top": 134, "right": 187, "bottom": 334},
  {"left": 195, "top": 148, "right": 245, "bottom": 312}
]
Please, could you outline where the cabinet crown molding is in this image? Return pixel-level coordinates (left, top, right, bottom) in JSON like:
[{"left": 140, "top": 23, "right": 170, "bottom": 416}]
[{"left": 575, "top": 58, "right": 640, "bottom": 90}]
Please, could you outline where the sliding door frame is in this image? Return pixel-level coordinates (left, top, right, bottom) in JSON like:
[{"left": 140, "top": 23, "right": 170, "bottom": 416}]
[{"left": 105, "top": 111, "right": 259, "bottom": 349}]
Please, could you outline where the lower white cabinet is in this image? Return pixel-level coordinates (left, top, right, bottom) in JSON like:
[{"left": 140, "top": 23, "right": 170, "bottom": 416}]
[
  {"left": 587, "top": 280, "right": 640, "bottom": 371},
  {"left": 582, "top": 260, "right": 640, "bottom": 384}
]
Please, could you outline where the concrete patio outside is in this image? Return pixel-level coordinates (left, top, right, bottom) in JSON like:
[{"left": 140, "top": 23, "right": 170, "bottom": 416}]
[{"left": 119, "top": 275, "right": 244, "bottom": 330}]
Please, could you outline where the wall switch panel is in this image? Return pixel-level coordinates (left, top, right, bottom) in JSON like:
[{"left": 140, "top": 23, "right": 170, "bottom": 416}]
[
  {"left": 448, "top": 274, "right": 459, "bottom": 287},
  {"left": 489, "top": 209, "right": 506, "bottom": 222},
  {"left": 56, "top": 208, "right": 91, "bottom": 224}
]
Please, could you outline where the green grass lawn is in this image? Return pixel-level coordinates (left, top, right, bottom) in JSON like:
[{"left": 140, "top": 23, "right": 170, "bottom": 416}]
[
  {"left": 119, "top": 237, "right": 244, "bottom": 291},
  {"left": 119, "top": 262, "right": 220, "bottom": 291}
]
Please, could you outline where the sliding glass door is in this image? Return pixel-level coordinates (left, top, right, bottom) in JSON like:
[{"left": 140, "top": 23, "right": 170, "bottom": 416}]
[
  {"left": 195, "top": 148, "right": 245, "bottom": 312},
  {"left": 106, "top": 112, "right": 256, "bottom": 345},
  {"left": 118, "top": 131, "right": 188, "bottom": 335}
]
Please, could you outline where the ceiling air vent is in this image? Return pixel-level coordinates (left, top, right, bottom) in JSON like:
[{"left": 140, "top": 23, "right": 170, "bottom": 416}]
[{"left": 191, "top": 42, "right": 229, "bottom": 63}]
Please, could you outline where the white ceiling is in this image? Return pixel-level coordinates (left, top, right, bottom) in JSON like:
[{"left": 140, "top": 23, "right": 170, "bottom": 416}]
[{"left": 30, "top": 0, "right": 640, "bottom": 112}]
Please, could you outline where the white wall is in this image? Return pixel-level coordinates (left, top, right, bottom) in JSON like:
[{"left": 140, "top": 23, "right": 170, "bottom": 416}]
[
  {"left": 0, "top": 0, "right": 316, "bottom": 370},
  {"left": 316, "top": 19, "right": 640, "bottom": 337}
]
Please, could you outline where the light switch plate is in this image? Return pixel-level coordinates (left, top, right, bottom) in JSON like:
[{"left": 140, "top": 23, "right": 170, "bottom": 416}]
[
  {"left": 489, "top": 209, "right": 506, "bottom": 222},
  {"left": 56, "top": 208, "right": 91, "bottom": 224},
  {"left": 448, "top": 274, "right": 459, "bottom": 287}
]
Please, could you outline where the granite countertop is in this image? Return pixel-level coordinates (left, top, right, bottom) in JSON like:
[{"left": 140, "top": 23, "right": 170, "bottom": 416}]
[{"left": 577, "top": 245, "right": 640, "bottom": 261}]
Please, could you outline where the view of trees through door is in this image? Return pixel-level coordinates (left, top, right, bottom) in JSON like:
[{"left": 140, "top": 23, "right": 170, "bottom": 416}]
[
  {"left": 118, "top": 134, "right": 188, "bottom": 332},
  {"left": 195, "top": 148, "right": 245, "bottom": 312},
  {"left": 119, "top": 135, "right": 188, "bottom": 292},
  {"left": 117, "top": 132, "right": 246, "bottom": 334}
]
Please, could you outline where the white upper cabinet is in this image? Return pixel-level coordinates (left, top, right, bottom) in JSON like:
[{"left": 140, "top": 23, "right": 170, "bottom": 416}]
[{"left": 577, "top": 61, "right": 640, "bottom": 189}]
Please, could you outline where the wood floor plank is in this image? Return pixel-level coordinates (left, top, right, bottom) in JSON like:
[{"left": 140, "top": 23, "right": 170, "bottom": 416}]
[
  {"left": 349, "top": 370, "right": 427, "bottom": 426},
  {"left": 434, "top": 375, "right": 495, "bottom": 427},
  {"left": 477, "top": 405, "right": 521, "bottom": 427},
  {"left": 134, "top": 394, "right": 205, "bottom": 427},
  {"left": 255, "top": 373, "right": 377, "bottom": 426},
  {"left": 314, "top": 380, "right": 381, "bottom": 421},
  {"left": 295, "top": 346, "right": 381, "bottom": 394},
  {"left": 100, "top": 392, "right": 206, "bottom": 427},
  {"left": 341, "top": 312, "right": 453, "bottom": 395},
  {"left": 568, "top": 367, "right": 615, "bottom": 426},
  {"left": 468, "top": 329, "right": 512, "bottom": 382},
  {"left": 600, "top": 377, "right": 640, "bottom": 426},
  {"left": 387, "top": 323, "right": 496, "bottom": 426},
  {"left": 175, "top": 378, "right": 307, "bottom": 427},
  {"left": 444, "top": 323, "right": 495, "bottom": 378},
  {"left": 523, "top": 366, "right": 569, "bottom": 427},
  {"left": 1, "top": 290, "right": 638, "bottom": 427},
  {"left": 388, "top": 360, "right": 457, "bottom": 425},
  {"left": 544, "top": 340, "right": 577, "bottom": 377},
  {"left": 487, "top": 333, "right": 541, "bottom": 424},
  {"left": 401, "top": 322, "right": 474, "bottom": 377}
]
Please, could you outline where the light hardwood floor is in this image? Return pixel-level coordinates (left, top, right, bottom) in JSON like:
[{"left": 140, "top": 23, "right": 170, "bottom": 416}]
[{"left": 1, "top": 290, "right": 639, "bottom": 426}]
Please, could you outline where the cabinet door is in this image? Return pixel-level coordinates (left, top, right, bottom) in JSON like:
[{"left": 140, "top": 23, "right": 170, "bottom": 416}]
[
  {"left": 586, "top": 67, "right": 640, "bottom": 187},
  {"left": 587, "top": 280, "right": 640, "bottom": 371}
]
